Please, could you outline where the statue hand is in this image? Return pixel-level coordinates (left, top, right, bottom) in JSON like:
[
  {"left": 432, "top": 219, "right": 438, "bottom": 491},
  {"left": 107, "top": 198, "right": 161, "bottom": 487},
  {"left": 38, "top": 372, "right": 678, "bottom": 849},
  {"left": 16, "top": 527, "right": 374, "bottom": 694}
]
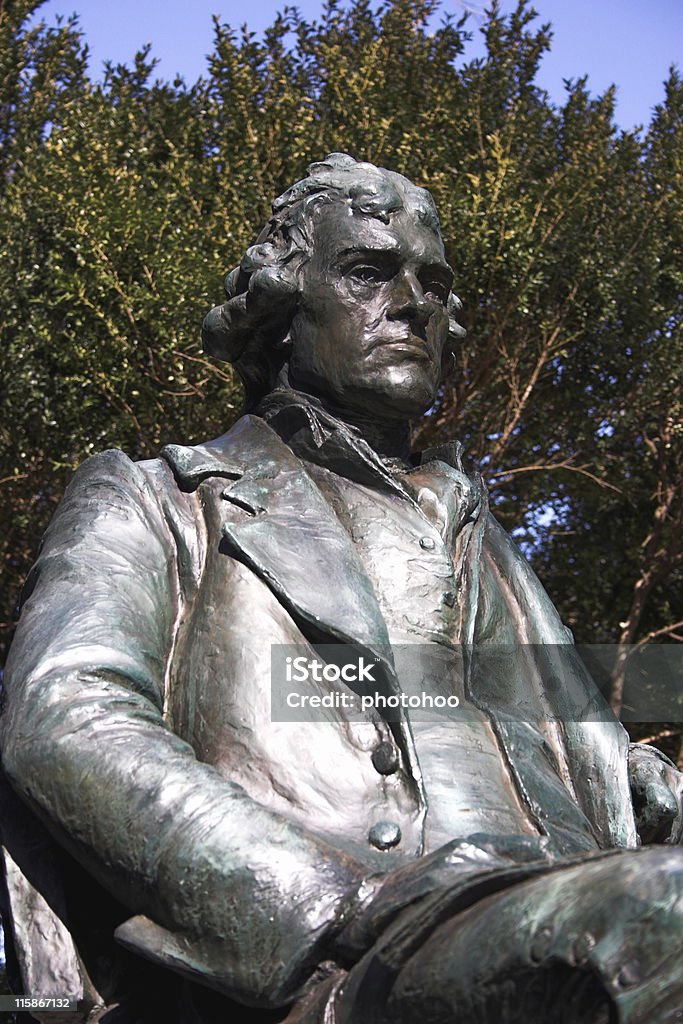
[
  {"left": 333, "top": 833, "right": 552, "bottom": 962},
  {"left": 629, "top": 742, "right": 683, "bottom": 844}
]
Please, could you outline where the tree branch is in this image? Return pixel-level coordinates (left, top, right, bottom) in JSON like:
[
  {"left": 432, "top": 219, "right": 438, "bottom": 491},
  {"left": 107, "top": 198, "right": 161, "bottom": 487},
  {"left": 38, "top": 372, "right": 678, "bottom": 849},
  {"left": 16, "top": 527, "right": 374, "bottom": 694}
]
[{"left": 489, "top": 459, "right": 623, "bottom": 493}]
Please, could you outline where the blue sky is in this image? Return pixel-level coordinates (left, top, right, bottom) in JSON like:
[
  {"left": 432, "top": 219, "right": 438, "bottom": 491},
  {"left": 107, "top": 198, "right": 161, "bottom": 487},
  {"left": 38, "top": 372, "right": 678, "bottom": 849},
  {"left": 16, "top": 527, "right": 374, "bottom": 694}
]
[{"left": 34, "top": 0, "right": 682, "bottom": 131}]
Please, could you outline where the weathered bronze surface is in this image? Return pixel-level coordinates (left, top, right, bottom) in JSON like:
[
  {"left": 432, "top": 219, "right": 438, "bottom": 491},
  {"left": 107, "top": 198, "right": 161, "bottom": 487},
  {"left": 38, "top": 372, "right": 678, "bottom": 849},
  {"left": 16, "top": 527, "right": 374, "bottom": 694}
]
[{"left": 1, "top": 154, "right": 682, "bottom": 1023}]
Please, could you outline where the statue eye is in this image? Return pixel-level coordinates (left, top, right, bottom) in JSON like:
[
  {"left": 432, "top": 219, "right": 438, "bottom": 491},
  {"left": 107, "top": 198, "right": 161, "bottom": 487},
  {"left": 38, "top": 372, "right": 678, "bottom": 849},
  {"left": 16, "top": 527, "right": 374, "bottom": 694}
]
[
  {"left": 349, "top": 264, "right": 386, "bottom": 284},
  {"left": 421, "top": 278, "right": 450, "bottom": 303}
]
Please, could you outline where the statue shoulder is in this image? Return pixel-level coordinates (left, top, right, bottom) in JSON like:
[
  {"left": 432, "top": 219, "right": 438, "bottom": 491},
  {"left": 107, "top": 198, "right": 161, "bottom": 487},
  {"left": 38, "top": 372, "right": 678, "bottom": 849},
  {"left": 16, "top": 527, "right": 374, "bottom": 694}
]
[
  {"left": 50, "top": 447, "right": 185, "bottom": 545},
  {"left": 61, "top": 446, "right": 177, "bottom": 504},
  {"left": 159, "top": 413, "right": 304, "bottom": 489}
]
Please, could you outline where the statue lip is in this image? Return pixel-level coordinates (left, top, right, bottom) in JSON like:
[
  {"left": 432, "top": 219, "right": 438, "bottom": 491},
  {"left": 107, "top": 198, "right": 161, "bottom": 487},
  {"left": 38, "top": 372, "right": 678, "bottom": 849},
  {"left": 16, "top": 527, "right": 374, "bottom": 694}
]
[
  {"left": 377, "top": 338, "right": 433, "bottom": 361},
  {"left": 368, "top": 328, "right": 433, "bottom": 358}
]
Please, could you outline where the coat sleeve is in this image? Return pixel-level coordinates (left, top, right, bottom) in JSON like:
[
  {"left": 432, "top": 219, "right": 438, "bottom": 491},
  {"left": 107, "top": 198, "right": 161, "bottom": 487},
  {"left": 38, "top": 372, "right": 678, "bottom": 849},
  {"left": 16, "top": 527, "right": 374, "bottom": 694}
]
[{"left": 0, "top": 450, "right": 368, "bottom": 1008}]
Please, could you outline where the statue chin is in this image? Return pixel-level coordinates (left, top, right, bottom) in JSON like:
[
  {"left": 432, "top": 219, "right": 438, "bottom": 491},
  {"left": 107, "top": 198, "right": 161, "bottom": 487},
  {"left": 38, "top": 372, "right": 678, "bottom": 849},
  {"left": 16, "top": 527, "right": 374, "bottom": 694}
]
[
  {"left": 337, "top": 367, "right": 441, "bottom": 423},
  {"left": 372, "top": 379, "right": 439, "bottom": 421},
  {"left": 285, "top": 365, "right": 440, "bottom": 425}
]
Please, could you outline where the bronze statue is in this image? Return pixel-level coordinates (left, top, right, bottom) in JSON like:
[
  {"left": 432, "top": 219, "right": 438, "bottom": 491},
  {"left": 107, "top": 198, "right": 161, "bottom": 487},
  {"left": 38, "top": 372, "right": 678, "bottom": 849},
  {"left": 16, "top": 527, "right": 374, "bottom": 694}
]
[{"left": 1, "top": 154, "right": 682, "bottom": 1024}]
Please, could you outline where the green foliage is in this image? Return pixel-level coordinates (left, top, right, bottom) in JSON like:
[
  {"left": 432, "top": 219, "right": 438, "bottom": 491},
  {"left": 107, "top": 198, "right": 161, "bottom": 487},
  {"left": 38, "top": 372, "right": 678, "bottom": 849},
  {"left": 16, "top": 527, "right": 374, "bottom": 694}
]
[{"left": 0, "top": 0, "right": 681, "bottom": 752}]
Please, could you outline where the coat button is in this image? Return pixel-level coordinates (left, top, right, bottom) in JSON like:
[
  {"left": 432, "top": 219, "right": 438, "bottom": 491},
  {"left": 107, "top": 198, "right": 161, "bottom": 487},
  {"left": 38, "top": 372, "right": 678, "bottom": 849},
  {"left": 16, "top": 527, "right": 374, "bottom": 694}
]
[
  {"left": 442, "top": 590, "right": 456, "bottom": 607},
  {"left": 368, "top": 821, "right": 402, "bottom": 850},
  {"left": 419, "top": 536, "right": 436, "bottom": 550},
  {"left": 371, "top": 741, "right": 399, "bottom": 775}
]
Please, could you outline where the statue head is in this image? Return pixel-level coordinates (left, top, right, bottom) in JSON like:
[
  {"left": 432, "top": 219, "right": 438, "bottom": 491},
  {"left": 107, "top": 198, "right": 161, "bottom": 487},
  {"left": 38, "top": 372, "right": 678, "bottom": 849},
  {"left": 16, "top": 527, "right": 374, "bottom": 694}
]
[{"left": 203, "top": 153, "right": 465, "bottom": 417}]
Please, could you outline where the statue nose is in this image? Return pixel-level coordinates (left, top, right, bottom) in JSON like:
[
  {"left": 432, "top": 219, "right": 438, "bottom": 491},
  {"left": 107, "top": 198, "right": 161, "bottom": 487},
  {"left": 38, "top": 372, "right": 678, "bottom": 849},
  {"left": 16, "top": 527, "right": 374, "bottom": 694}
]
[{"left": 389, "top": 271, "right": 431, "bottom": 327}]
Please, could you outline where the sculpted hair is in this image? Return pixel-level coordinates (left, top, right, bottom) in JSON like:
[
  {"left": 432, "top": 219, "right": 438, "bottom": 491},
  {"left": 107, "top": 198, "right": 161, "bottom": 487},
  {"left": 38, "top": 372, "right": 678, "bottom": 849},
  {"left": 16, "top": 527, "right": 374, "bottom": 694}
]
[{"left": 202, "top": 153, "right": 465, "bottom": 408}]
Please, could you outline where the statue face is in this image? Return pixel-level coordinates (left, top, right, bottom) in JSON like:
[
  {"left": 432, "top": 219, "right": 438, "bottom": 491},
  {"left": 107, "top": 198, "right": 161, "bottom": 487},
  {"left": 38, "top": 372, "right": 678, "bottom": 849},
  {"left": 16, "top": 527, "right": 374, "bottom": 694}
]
[{"left": 287, "top": 200, "right": 453, "bottom": 420}]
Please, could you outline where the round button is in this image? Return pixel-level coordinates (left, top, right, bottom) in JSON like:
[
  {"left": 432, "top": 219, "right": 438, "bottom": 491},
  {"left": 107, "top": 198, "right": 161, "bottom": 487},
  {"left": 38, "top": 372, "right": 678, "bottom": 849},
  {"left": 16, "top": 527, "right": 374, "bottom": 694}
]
[
  {"left": 419, "top": 536, "right": 436, "bottom": 550},
  {"left": 371, "top": 741, "right": 399, "bottom": 775},
  {"left": 368, "top": 821, "right": 402, "bottom": 850}
]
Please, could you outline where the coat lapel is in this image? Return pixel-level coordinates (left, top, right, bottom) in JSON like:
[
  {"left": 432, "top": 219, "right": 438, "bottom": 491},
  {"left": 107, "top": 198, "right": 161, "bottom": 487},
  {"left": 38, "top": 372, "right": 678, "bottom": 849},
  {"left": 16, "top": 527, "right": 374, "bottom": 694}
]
[{"left": 163, "top": 416, "right": 391, "bottom": 656}]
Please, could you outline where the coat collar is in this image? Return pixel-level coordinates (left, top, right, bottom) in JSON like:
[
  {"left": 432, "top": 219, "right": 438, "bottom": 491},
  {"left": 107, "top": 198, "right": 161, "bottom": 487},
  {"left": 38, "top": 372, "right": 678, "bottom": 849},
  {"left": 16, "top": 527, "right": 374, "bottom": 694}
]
[{"left": 161, "top": 414, "right": 393, "bottom": 654}]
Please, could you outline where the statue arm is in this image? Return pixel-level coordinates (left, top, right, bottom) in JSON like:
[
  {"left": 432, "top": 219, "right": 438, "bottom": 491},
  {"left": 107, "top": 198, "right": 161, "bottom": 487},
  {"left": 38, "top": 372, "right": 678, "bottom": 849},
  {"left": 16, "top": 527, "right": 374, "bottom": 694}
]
[{"left": 0, "top": 450, "right": 368, "bottom": 1008}]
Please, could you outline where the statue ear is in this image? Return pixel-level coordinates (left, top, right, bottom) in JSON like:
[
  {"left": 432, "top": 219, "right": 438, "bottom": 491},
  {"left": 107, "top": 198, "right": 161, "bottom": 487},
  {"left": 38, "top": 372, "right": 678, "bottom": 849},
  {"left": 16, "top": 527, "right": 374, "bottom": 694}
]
[
  {"left": 447, "top": 293, "right": 467, "bottom": 342},
  {"left": 202, "top": 297, "right": 250, "bottom": 363},
  {"left": 440, "top": 292, "right": 466, "bottom": 380}
]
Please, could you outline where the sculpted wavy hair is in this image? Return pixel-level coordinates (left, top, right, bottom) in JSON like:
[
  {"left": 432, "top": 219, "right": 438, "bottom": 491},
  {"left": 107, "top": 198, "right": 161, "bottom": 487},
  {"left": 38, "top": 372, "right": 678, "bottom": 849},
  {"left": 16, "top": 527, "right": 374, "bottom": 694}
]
[{"left": 202, "top": 153, "right": 465, "bottom": 410}]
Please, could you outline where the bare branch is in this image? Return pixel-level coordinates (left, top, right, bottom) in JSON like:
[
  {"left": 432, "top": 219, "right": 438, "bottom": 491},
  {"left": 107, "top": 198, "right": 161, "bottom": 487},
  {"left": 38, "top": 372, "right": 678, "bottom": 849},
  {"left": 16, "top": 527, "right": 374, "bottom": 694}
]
[
  {"left": 172, "top": 349, "right": 236, "bottom": 384},
  {"left": 637, "top": 727, "right": 683, "bottom": 746},
  {"left": 632, "top": 619, "right": 683, "bottom": 653},
  {"left": 489, "top": 460, "right": 623, "bottom": 493}
]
